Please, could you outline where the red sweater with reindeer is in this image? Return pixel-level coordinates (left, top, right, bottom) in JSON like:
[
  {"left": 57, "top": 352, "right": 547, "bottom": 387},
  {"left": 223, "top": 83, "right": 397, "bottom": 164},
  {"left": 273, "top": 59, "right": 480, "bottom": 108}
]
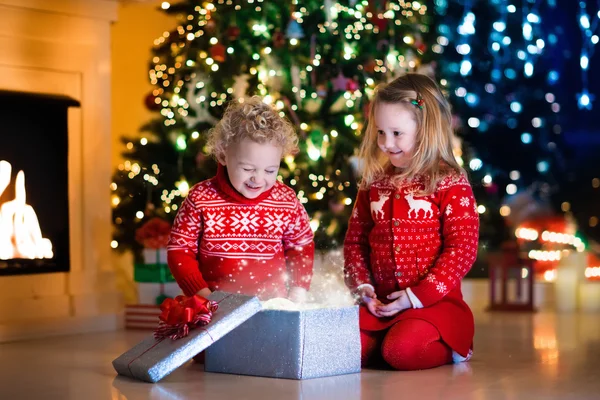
[
  {"left": 344, "top": 169, "right": 479, "bottom": 357},
  {"left": 167, "top": 165, "right": 314, "bottom": 300}
]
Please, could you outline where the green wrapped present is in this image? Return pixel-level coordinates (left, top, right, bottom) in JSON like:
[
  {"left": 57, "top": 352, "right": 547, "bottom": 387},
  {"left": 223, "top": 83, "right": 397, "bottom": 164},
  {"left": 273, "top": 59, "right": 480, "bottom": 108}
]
[{"left": 134, "top": 262, "right": 176, "bottom": 283}]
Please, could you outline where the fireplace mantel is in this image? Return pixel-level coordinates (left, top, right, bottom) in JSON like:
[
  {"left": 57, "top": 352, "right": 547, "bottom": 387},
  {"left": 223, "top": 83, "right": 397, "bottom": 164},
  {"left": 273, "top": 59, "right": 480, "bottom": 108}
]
[{"left": 0, "top": 0, "right": 122, "bottom": 342}]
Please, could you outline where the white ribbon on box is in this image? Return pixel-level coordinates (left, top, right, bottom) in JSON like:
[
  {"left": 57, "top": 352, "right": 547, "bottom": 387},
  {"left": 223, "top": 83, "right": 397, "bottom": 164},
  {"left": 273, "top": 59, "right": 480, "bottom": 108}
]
[{"left": 142, "top": 248, "right": 168, "bottom": 264}]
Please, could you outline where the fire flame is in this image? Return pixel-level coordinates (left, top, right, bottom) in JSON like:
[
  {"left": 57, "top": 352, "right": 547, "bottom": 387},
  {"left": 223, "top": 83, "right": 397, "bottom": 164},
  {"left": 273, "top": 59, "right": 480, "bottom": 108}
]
[{"left": 0, "top": 160, "right": 53, "bottom": 260}]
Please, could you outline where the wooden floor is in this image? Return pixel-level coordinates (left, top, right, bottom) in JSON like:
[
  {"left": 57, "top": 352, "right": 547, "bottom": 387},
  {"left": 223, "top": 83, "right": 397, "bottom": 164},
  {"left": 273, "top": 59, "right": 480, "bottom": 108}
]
[{"left": 1, "top": 311, "right": 600, "bottom": 399}]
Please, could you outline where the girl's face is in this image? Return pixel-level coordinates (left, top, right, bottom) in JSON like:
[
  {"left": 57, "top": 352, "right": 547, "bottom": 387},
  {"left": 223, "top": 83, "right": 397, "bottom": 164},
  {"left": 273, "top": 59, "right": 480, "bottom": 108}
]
[
  {"left": 222, "top": 138, "right": 282, "bottom": 199},
  {"left": 375, "top": 102, "right": 418, "bottom": 168}
]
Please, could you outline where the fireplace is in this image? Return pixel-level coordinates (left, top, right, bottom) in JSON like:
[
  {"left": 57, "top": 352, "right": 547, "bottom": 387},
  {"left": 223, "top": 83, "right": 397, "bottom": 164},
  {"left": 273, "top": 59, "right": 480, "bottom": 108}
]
[
  {"left": 0, "top": 0, "right": 123, "bottom": 342},
  {"left": 0, "top": 91, "right": 76, "bottom": 276}
]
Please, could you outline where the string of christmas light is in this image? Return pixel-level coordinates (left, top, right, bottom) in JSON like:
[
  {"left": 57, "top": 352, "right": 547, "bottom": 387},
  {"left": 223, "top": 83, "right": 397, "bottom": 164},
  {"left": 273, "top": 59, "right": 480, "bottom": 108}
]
[
  {"left": 111, "top": 0, "right": 436, "bottom": 251},
  {"left": 576, "top": 0, "right": 599, "bottom": 109}
]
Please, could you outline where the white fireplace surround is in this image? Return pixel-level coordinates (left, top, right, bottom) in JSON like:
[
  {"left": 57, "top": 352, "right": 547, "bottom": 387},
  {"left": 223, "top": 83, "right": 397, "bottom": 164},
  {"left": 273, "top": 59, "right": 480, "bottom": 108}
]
[{"left": 0, "top": 0, "right": 123, "bottom": 342}]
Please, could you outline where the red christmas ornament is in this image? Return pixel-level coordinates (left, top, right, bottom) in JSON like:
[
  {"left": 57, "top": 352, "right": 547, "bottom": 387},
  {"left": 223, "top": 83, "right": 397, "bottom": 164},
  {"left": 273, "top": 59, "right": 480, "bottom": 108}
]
[
  {"left": 273, "top": 31, "right": 286, "bottom": 48},
  {"left": 210, "top": 43, "right": 226, "bottom": 63},
  {"left": 226, "top": 25, "right": 240, "bottom": 41},
  {"left": 346, "top": 78, "right": 359, "bottom": 92},
  {"left": 144, "top": 92, "right": 161, "bottom": 111},
  {"left": 371, "top": 15, "right": 388, "bottom": 32},
  {"left": 485, "top": 183, "right": 499, "bottom": 195},
  {"left": 368, "top": 0, "right": 389, "bottom": 31},
  {"left": 196, "top": 152, "right": 207, "bottom": 167},
  {"left": 329, "top": 199, "right": 345, "bottom": 215},
  {"left": 205, "top": 20, "right": 216, "bottom": 34},
  {"left": 364, "top": 59, "right": 377, "bottom": 73},
  {"left": 363, "top": 101, "right": 371, "bottom": 120}
]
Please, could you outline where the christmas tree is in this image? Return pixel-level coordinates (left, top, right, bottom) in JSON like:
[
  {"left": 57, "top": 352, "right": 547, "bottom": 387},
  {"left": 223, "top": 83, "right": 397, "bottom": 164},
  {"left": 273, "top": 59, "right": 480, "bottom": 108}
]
[
  {"left": 112, "top": 0, "right": 437, "bottom": 254},
  {"left": 433, "top": 0, "right": 572, "bottom": 258}
]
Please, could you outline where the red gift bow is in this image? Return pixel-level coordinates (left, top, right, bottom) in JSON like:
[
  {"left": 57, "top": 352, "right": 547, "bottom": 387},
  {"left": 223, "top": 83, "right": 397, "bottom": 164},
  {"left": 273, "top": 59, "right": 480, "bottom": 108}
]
[
  {"left": 135, "top": 217, "right": 172, "bottom": 249},
  {"left": 154, "top": 295, "right": 218, "bottom": 340}
]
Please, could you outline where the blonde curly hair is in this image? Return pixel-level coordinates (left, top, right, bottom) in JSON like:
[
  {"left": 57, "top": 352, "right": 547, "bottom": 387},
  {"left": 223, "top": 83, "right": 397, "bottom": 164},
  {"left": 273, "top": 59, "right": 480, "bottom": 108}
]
[{"left": 206, "top": 96, "right": 298, "bottom": 162}]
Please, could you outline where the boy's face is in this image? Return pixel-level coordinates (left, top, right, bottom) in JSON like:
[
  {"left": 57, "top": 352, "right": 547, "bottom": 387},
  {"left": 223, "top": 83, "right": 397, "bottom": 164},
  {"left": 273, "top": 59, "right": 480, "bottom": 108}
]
[
  {"left": 222, "top": 138, "right": 282, "bottom": 199},
  {"left": 375, "top": 102, "right": 418, "bottom": 168}
]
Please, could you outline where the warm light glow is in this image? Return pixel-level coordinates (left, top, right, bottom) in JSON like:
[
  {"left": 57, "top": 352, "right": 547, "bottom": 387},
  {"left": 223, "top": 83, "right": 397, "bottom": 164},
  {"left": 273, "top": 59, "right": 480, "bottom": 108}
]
[
  {"left": 310, "top": 218, "right": 320, "bottom": 232},
  {"left": 500, "top": 205, "right": 511, "bottom": 217},
  {"left": 516, "top": 227, "right": 539, "bottom": 241},
  {"left": 585, "top": 266, "right": 600, "bottom": 279},
  {"left": 176, "top": 179, "right": 190, "bottom": 197},
  {"left": 543, "top": 269, "right": 557, "bottom": 282},
  {"left": 0, "top": 160, "right": 53, "bottom": 259},
  {"left": 528, "top": 250, "right": 562, "bottom": 262}
]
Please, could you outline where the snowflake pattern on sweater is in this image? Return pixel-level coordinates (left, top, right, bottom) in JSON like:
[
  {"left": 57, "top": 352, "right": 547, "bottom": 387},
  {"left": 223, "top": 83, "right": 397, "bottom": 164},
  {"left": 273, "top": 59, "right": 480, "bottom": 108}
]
[
  {"left": 344, "top": 171, "right": 479, "bottom": 307},
  {"left": 167, "top": 166, "right": 314, "bottom": 299}
]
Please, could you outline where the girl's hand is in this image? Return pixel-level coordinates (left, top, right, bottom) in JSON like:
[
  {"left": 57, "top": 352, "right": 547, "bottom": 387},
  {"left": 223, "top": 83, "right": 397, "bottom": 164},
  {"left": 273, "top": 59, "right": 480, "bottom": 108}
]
[
  {"left": 196, "top": 287, "right": 212, "bottom": 298},
  {"left": 363, "top": 295, "right": 385, "bottom": 317},
  {"left": 357, "top": 285, "right": 377, "bottom": 302},
  {"left": 376, "top": 290, "right": 412, "bottom": 317},
  {"left": 288, "top": 286, "right": 308, "bottom": 303}
]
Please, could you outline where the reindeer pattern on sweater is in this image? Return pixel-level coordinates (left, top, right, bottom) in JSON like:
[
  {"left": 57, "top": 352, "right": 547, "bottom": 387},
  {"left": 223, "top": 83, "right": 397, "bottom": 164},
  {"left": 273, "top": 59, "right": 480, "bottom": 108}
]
[{"left": 344, "top": 171, "right": 480, "bottom": 307}]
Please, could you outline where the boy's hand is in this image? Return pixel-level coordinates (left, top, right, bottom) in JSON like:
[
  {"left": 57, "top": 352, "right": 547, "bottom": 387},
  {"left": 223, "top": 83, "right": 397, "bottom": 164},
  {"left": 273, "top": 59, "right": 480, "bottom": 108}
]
[
  {"left": 196, "top": 287, "right": 212, "bottom": 298},
  {"left": 375, "top": 290, "right": 412, "bottom": 317},
  {"left": 288, "top": 286, "right": 308, "bottom": 303}
]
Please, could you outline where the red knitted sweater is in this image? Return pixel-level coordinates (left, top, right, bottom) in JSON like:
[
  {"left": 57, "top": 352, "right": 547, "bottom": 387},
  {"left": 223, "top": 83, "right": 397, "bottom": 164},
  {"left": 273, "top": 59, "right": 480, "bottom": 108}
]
[
  {"left": 167, "top": 165, "right": 314, "bottom": 299},
  {"left": 344, "top": 170, "right": 479, "bottom": 307}
]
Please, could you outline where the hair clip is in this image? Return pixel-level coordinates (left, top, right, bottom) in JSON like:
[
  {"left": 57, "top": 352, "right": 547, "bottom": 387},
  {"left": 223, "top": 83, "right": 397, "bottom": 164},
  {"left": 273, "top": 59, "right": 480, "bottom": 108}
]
[{"left": 411, "top": 96, "right": 424, "bottom": 110}]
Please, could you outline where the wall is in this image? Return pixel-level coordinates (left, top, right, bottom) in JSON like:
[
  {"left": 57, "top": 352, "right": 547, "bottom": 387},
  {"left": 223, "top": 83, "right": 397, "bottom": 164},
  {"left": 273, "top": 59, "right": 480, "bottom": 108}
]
[
  {"left": 111, "top": 0, "right": 174, "bottom": 168},
  {"left": 0, "top": 0, "right": 122, "bottom": 342}
]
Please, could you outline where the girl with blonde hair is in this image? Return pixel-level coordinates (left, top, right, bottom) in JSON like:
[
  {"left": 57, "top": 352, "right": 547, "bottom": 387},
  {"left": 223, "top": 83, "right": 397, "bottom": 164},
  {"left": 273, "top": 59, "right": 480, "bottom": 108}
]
[{"left": 344, "top": 74, "right": 479, "bottom": 370}]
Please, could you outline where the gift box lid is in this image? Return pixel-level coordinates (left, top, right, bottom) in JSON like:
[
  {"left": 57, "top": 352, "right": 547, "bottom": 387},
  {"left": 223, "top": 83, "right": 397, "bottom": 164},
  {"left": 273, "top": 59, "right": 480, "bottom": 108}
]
[{"left": 112, "top": 291, "right": 262, "bottom": 383}]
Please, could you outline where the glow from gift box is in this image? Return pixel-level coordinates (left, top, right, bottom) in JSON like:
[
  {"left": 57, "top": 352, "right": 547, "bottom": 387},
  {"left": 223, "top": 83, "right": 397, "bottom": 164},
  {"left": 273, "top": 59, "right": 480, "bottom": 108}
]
[{"left": 0, "top": 160, "right": 53, "bottom": 260}]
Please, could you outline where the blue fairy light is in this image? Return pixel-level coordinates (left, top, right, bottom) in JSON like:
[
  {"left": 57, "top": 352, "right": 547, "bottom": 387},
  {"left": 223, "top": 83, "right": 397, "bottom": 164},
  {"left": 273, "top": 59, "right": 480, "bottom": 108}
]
[
  {"left": 537, "top": 161, "right": 549, "bottom": 173},
  {"left": 504, "top": 68, "right": 517, "bottom": 79},
  {"left": 469, "top": 158, "right": 483, "bottom": 171},
  {"left": 493, "top": 21, "right": 506, "bottom": 32},
  {"left": 521, "top": 133, "right": 532, "bottom": 144},
  {"left": 466, "top": 93, "right": 479, "bottom": 106},
  {"left": 527, "top": 13, "right": 540, "bottom": 23},
  {"left": 460, "top": 60, "right": 472, "bottom": 76},
  {"left": 522, "top": 23, "right": 533, "bottom": 40},
  {"left": 468, "top": 118, "right": 480, "bottom": 128},
  {"left": 438, "top": 24, "right": 451, "bottom": 35},
  {"left": 491, "top": 69, "right": 502, "bottom": 81},
  {"left": 524, "top": 62, "right": 534, "bottom": 77},
  {"left": 577, "top": 90, "right": 594, "bottom": 110},
  {"left": 510, "top": 102, "right": 522, "bottom": 113},
  {"left": 580, "top": 14, "right": 591, "bottom": 29},
  {"left": 581, "top": 53, "right": 589, "bottom": 70}
]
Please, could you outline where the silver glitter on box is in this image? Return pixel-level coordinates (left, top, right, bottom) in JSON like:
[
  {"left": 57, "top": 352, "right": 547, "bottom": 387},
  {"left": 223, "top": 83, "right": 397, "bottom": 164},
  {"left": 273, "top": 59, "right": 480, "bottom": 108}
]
[
  {"left": 112, "top": 291, "right": 262, "bottom": 383},
  {"left": 204, "top": 306, "right": 361, "bottom": 379}
]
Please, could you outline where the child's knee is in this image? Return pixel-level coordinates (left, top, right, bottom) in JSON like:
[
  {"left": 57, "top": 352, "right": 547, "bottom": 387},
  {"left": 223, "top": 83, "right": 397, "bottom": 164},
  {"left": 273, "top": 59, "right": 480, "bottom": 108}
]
[
  {"left": 380, "top": 336, "right": 421, "bottom": 370},
  {"left": 360, "top": 330, "right": 383, "bottom": 366}
]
